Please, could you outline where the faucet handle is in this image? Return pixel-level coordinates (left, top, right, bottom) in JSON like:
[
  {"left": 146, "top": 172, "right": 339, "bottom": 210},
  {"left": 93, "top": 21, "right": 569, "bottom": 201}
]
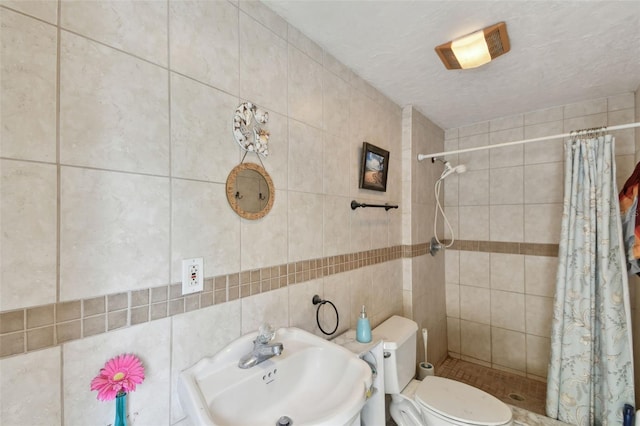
[{"left": 257, "top": 323, "right": 275, "bottom": 343}]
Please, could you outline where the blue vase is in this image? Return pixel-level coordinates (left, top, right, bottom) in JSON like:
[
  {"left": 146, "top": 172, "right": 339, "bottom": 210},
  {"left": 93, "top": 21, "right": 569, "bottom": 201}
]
[{"left": 114, "top": 393, "right": 127, "bottom": 426}]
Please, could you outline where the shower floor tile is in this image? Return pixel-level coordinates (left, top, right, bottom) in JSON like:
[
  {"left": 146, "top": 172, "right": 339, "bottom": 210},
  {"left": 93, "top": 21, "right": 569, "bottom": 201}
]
[{"left": 436, "top": 357, "right": 547, "bottom": 415}]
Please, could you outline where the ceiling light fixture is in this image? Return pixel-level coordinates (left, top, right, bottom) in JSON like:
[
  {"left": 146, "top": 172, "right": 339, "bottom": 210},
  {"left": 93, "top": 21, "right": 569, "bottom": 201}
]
[{"left": 435, "top": 22, "right": 510, "bottom": 70}]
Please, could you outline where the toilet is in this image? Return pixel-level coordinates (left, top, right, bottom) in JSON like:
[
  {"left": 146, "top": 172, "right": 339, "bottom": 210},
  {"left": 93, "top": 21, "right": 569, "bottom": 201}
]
[{"left": 373, "top": 316, "right": 513, "bottom": 426}]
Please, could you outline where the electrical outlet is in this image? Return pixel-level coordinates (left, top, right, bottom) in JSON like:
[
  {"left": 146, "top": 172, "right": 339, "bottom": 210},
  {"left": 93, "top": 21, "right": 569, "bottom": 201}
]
[{"left": 182, "top": 258, "right": 204, "bottom": 295}]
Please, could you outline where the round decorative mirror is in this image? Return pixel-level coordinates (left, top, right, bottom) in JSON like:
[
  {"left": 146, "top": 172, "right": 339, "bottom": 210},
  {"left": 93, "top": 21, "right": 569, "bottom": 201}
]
[{"left": 226, "top": 163, "right": 275, "bottom": 220}]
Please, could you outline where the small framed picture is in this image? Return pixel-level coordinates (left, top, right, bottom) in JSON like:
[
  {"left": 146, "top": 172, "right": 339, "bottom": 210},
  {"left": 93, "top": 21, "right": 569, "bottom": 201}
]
[{"left": 359, "top": 142, "right": 389, "bottom": 192}]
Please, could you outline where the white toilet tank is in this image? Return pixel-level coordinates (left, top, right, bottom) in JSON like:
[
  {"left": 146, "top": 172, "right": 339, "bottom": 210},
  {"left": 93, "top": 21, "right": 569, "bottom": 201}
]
[{"left": 372, "top": 316, "right": 418, "bottom": 394}]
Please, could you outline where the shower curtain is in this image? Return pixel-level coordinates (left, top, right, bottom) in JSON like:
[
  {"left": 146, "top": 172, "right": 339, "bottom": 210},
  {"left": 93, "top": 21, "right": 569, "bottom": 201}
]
[{"left": 546, "top": 134, "right": 635, "bottom": 425}]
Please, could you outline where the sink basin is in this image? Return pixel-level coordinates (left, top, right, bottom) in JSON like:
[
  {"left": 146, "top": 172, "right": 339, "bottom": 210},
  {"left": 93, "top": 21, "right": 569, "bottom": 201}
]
[{"left": 178, "top": 327, "right": 373, "bottom": 426}]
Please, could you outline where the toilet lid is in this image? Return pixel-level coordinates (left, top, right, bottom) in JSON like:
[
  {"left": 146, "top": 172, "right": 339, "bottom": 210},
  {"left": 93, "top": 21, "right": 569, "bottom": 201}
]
[{"left": 415, "top": 377, "right": 512, "bottom": 426}]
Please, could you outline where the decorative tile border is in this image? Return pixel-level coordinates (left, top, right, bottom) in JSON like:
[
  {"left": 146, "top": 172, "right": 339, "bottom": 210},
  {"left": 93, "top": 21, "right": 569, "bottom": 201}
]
[
  {"left": 1, "top": 245, "right": 413, "bottom": 359},
  {"left": 445, "top": 240, "right": 559, "bottom": 257},
  {"left": 0, "top": 240, "right": 557, "bottom": 359}
]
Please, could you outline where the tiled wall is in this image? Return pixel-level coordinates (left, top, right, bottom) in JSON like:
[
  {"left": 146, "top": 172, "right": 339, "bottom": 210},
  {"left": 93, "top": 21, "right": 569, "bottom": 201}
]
[
  {"left": 0, "top": 1, "right": 430, "bottom": 424},
  {"left": 401, "top": 107, "right": 447, "bottom": 366},
  {"left": 444, "top": 93, "right": 637, "bottom": 381}
]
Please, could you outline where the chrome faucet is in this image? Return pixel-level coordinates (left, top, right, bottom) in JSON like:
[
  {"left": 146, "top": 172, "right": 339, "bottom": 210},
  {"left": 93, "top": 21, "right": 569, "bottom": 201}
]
[{"left": 238, "top": 324, "right": 284, "bottom": 369}]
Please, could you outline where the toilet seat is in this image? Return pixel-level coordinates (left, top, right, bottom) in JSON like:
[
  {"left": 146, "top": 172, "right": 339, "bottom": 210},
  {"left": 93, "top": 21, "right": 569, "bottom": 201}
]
[{"left": 414, "top": 377, "right": 512, "bottom": 426}]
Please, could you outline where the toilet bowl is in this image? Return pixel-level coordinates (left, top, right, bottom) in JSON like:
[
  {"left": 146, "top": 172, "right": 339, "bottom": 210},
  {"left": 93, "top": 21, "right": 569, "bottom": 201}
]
[{"left": 372, "top": 316, "right": 512, "bottom": 426}]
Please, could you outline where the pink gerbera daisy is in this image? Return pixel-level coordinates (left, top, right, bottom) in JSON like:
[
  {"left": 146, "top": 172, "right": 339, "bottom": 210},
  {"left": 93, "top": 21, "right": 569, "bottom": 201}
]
[{"left": 90, "top": 354, "right": 145, "bottom": 401}]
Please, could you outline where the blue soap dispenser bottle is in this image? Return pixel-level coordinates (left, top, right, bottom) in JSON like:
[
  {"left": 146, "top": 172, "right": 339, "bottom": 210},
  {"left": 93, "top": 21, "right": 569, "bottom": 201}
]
[{"left": 356, "top": 305, "right": 372, "bottom": 343}]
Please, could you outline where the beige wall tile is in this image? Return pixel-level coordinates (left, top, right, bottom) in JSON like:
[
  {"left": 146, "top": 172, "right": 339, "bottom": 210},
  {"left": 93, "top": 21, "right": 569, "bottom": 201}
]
[
  {"left": 241, "top": 190, "right": 288, "bottom": 270},
  {"left": 445, "top": 284, "right": 460, "bottom": 318},
  {"left": 239, "top": 12, "right": 288, "bottom": 115},
  {"left": 525, "top": 295, "right": 554, "bottom": 337},
  {"left": 460, "top": 320, "right": 491, "bottom": 362},
  {"left": 444, "top": 174, "right": 459, "bottom": 207},
  {"left": 26, "top": 325, "right": 54, "bottom": 350},
  {"left": 611, "top": 128, "right": 635, "bottom": 156},
  {"left": 1, "top": 161, "right": 57, "bottom": 310},
  {"left": 63, "top": 318, "right": 171, "bottom": 425},
  {"left": 258, "top": 111, "right": 289, "bottom": 190},
  {"left": 564, "top": 98, "right": 607, "bottom": 119},
  {"left": 288, "top": 119, "right": 323, "bottom": 192},
  {"left": 171, "top": 179, "right": 240, "bottom": 281},
  {"left": 490, "top": 253, "right": 524, "bottom": 292},
  {"left": 490, "top": 205, "right": 524, "bottom": 242},
  {"left": 607, "top": 93, "right": 634, "bottom": 111},
  {"left": 490, "top": 114, "right": 523, "bottom": 132},
  {"left": 170, "top": 0, "right": 239, "bottom": 94},
  {"left": 526, "top": 334, "right": 551, "bottom": 377},
  {"left": 26, "top": 305, "right": 54, "bottom": 329},
  {"left": 288, "top": 24, "right": 323, "bottom": 64},
  {"left": 170, "top": 302, "right": 241, "bottom": 422},
  {"left": 447, "top": 317, "right": 461, "bottom": 353},
  {"left": 60, "top": 167, "right": 170, "bottom": 300},
  {"left": 0, "top": 10, "right": 57, "bottom": 162},
  {"left": 323, "top": 195, "right": 352, "bottom": 257},
  {"left": 57, "top": 301, "right": 81, "bottom": 322},
  {"left": 490, "top": 166, "right": 523, "bottom": 205},
  {"left": 170, "top": 73, "right": 240, "bottom": 183},
  {"left": 524, "top": 106, "right": 563, "bottom": 126},
  {"left": 458, "top": 133, "right": 489, "bottom": 171},
  {"left": 0, "top": 347, "right": 61, "bottom": 425},
  {"left": 459, "top": 251, "right": 490, "bottom": 288},
  {"left": 444, "top": 128, "right": 458, "bottom": 140},
  {"left": 491, "top": 290, "right": 525, "bottom": 332},
  {"left": 458, "top": 170, "right": 489, "bottom": 206},
  {"left": 524, "top": 203, "right": 563, "bottom": 244},
  {"left": 323, "top": 51, "right": 351, "bottom": 83},
  {"left": 460, "top": 285, "right": 490, "bottom": 324},
  {"left": 443, "top": 206, "right": 459, "bottom": 241},
  {"left": 241, "top": 287, "right": 289, "bottom": 334},
  {"left": 458, "top": 206, "right": 489, "bottom": 241},
  {"left": 57, "top": 320, "right": 81, "bottom": 343},
  {"left": 288, "top": 45, "right": 323, "bottom": 128},
  {"left": 445, "top": 250, "right": 459, "bottom": 284},
  {"left": 323, "top": 69, "right": 351, "bottom": 138},
  {"left": 60, "top": 32, "right": 169, "bottom": 175},
  {"left": 492, "top": 327, "right": 526, "bottom": 371},
  {"left": 458, "top": 122, "right": 488, "bottom": 138},
  {"left": 288, "top": 279, "right": 323, "bottom": 336},
  {"left": 524, "top": 162, "right": 564, "bottom": 204},
  {"left": 238, "top": 1, "right": 287, "bottom": 39},
  {"left": 563, "top": 113, "right": 608, "bottom": 132},
  {"left": 608, "top": 108, "right": 634, "bottom": 126},
  {"left": 60, "top": 0, "right": 168, "bottom": 65},
  {"left": 0, "top": 331, "right": 24, "bottom": 357},
  {"left": 0, "top": 310, "right": 23, "bottom": 333},
  {"left": 524, "top": 256, "right": 557, "bottom": 297},
  {"left": 324, "top": 132, "right": 350, "bottom": 196},
  {"left": 288, "top": 192, "right": 323, "bottom": 261},
  {"left": 1, "top": 0, "right": 57, "bottom": 24},
  {"left": 489, "top": 128, "right": 524, "bottom": 168},
  {"left": 323, "top": 273, "right": 352, "bottom": 337},
  {"left": 524, "top": 121, "right": 564, "bottom": 164}
]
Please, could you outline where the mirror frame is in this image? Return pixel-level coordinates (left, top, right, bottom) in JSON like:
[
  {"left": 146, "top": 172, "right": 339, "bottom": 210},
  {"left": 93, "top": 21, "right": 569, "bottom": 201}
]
[{"left": 225, "top": 162, "right": 275, "bottom": 220}]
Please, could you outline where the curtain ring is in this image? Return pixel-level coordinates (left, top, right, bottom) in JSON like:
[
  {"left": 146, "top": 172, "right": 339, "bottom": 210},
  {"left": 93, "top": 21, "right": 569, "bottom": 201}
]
[{"left": 569, "top": 130, "right": 577, "bottom": 142}]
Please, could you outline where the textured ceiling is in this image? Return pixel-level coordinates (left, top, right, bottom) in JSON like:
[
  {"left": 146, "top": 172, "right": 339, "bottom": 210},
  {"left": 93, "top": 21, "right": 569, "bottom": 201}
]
[{"left": 263, "top": 1, "right": 640, "bottom": 129}]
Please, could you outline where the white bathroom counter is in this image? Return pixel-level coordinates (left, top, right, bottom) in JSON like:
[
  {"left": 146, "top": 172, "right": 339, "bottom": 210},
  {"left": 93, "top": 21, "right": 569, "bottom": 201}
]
[{"left": 332, "top": 329, "right": 382, "bottom": 355}]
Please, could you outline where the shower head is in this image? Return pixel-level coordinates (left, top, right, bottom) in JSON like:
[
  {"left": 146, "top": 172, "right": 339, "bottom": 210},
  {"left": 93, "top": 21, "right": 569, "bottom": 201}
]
[{"left": 439, "top": 162, "right": 467, "bottom": 180}]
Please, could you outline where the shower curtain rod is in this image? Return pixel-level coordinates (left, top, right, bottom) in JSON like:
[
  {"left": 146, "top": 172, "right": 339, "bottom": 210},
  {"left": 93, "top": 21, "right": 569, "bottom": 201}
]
[{"left": 417, "top": 121, "right": 640, "bottom": 161}]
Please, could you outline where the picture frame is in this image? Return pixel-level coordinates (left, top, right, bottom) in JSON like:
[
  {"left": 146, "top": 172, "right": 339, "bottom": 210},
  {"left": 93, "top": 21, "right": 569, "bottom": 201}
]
[{"left": 359, "top": 142, "right": 389, "bottom": 192}]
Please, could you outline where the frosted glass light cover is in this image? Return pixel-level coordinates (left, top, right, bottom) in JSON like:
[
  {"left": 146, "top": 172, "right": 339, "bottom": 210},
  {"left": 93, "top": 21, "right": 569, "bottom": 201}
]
[{"left": 450, "top": 30, "right": 491, "bottom": 69}]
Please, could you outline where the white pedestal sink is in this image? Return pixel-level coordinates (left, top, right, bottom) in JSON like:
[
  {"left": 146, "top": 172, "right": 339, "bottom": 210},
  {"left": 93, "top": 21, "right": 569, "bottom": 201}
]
[{"left": 178, "top": 327, "right": 373, "bottom": 426}]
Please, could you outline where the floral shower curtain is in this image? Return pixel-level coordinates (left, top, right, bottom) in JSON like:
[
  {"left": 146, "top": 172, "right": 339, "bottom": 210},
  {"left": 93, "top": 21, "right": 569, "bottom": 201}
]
[{"left": 546, "top": 134, "right": 635, "bottom": 425}]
